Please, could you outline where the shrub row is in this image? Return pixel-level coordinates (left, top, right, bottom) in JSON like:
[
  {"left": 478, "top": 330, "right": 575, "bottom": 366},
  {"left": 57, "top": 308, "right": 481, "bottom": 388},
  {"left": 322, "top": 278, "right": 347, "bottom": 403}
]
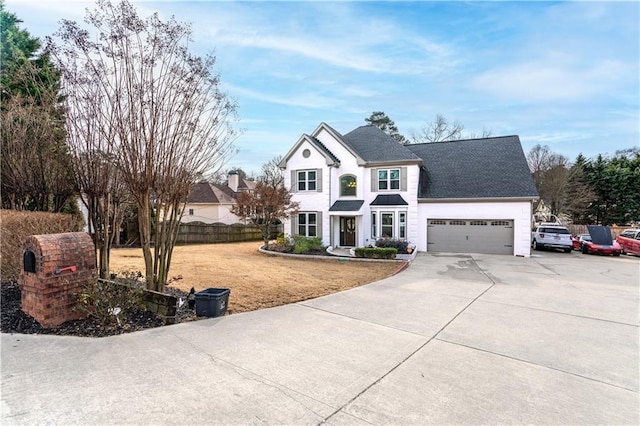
[
  {"left": 0, "top": 210, "right": 84, "bottom": 281},
  {"left": 354, "top": 247, "right": 397, "bottom": 259},
  {"left": 375, "top": 238, "right": 409, "bottom": 253}
]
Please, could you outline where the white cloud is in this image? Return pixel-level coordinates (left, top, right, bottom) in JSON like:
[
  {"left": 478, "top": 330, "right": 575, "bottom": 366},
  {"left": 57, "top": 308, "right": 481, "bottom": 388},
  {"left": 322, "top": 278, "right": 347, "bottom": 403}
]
[{"left": 471, "top": 59, "right": 630, "bottom": 103}]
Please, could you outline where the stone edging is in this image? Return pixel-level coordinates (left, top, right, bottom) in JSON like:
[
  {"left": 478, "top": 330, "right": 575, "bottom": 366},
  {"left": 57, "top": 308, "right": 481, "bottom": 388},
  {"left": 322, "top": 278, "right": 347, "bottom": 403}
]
[{"left": 257, "top": 245, "right": 415, "bottom": 264}]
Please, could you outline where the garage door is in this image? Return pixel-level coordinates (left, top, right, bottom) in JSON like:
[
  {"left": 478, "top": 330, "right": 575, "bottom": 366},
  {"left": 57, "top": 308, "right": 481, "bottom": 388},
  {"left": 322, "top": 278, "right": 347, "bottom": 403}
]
[{"left": 427, "top": 219, "right": 514, "bottom": 255}]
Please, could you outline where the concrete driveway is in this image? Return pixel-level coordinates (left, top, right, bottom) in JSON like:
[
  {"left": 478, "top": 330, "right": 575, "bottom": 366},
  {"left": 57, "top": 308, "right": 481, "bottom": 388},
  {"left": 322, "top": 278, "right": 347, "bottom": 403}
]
[{"left": 2, "top": 251, "right": 638, "bottom": 425}]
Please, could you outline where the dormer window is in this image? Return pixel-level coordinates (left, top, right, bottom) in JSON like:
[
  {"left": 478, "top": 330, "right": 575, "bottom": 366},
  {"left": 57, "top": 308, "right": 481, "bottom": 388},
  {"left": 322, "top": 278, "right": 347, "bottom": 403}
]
[{"left": 340, "top": 175, "right": 357, "bottom": 196}]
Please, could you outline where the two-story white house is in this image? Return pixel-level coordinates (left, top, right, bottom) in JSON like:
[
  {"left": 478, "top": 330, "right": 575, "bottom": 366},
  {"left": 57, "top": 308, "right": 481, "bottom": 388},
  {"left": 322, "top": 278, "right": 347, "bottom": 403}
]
[{"left": 279, "top": 122, "right": 539, "bottom": 256}]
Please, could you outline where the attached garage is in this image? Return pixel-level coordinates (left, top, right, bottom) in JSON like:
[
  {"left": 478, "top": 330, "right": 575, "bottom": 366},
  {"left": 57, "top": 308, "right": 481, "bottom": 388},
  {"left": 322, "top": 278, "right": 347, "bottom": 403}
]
[{"left": 427, "top": 219, "right": 514, "bottom": 255}]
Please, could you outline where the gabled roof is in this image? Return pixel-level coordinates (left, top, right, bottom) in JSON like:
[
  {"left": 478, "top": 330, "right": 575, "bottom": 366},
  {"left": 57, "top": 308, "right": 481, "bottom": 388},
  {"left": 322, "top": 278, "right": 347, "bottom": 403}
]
[
  {"left": 405, "top": 136, "right": 538, "bottom": 200},
  {"left": 187, "top": 182, "right": 246, "bottom": 204},
  {"left": 342, "top": 125, "right": 421, "bottom": 164},
  {"left": 278, "top": 131, "right": 341, "bottom": 168},
  {"left": 279, "top": 122, "right": 422, "bottom": 168}
]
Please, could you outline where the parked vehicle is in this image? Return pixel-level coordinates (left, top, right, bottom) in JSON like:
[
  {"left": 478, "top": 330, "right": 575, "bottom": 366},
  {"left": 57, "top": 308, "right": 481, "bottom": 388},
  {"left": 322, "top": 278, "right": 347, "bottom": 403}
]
[
  {"left": 617, "top": 229, "right": 640, "bottom": 256},
  {"left": 581, "top": 238, "right": 622, "bottom": 256},
  {"left": 531, "top": 224, "right": 573, "bottom": 252},
  {"left": 580, "top": 225, "right": 622, "bottom": 256},
  {"left": 572, "top": 234, "right": 591, "bottom": 250}
]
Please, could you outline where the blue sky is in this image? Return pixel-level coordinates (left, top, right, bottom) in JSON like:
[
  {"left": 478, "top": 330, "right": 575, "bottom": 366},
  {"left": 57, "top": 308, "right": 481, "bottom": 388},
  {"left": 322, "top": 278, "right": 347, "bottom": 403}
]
[{"left": 5, "top": 0, "right": 639, "bottom": 175}]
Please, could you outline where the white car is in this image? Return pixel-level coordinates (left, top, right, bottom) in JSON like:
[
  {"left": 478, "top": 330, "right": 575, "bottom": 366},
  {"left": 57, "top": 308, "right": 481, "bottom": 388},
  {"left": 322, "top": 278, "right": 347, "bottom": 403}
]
[{"left": 531, "top": 225, "right": 573, "bottom": 252}]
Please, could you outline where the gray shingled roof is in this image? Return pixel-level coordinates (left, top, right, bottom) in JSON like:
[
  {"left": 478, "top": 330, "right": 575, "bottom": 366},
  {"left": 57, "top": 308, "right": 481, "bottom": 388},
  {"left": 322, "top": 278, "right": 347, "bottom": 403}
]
[
  {"left": 329, "top": 200, "right": 365, "bottom": 212},
  {"left": 342, "top": 125, "right": 421, "bottom": 163},
  {"left": 309, "top": 136, "right": 340, "bottom": 164},
  {"left": 405, "top": 136, "right": 539, "bottom": 199},
  {"left": 187, "top": 182, "right": 242, "bottom": 203},
  {"left": 370, "top": 194, "right": 408, "bottom": 206}
]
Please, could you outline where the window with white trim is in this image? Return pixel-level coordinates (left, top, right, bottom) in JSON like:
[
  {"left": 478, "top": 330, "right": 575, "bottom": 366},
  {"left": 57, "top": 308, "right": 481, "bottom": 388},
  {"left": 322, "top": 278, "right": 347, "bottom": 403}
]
[
  {"left": 340, "top": 175, "right": 357, "bottom": 196},
  {"left": 381, "top": 212, "right": 394, "bottom": 238},
  {"left": 298, "top": 212, "right": 317, "bottom": 237},
  {"left": 371, "top": 212, "right": 377, "bottom": 238},
  {"left": 297, "top": 170, "right": 316, "bottom": 191},
  {"left": 378, "top": 169, "right": 400, "bottom": 190},
  {"left": 399, "top": 212, "right": 406, "bottom": 239}
]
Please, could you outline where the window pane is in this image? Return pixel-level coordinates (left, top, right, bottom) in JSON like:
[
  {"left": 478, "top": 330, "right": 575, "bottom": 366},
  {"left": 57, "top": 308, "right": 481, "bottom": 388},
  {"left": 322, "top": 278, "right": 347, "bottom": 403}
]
[
  {"left": 371, "top": 213, "right": 377, "bottom": 238},
  {"left": 308, "top": 181, "right": 316, "bottom": 191},
  {"left": 382, "top": 213, "right": 393, "bottom": 225},
  {"left": 298, "top": 225, "right": 305, "bottom": 235},
  {"left": 298, "top": 182, "right": 306, "bottom": 191},
  {"left": 390, "top": 169, "right": 400, "bottom": 179},
  {"left": 341, "top": 176, "right": 356, "bottom": 196},
  {"left": 390, "top": 180, "right": 400, "bottom": 190},
  {"left": 308, "top": 171, "right": 316, "bottom": 180},
  {"left": 308, "top": 225, "right": 316, "bottom": 237},
  {"left": 378, "top": 170, "right": 387, "bottom": 180},
  {"left": 298, "top": 171, "right": 306, "bottom": 180},
  {"left": 308, "top": 213, "right": 316, "bottom": 225},
  {"left": 378, "top": 181, "right": 387, "bottom": 190},
  {"left": 298, "top": 214, "right": 306, "bottom": 225}
]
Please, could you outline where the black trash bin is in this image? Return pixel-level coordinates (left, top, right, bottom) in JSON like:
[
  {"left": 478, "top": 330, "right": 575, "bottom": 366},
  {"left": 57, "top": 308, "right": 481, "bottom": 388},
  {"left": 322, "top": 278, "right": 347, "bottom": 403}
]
[{"left": 195, "top": 288, "right": 230, "bottom": 317}]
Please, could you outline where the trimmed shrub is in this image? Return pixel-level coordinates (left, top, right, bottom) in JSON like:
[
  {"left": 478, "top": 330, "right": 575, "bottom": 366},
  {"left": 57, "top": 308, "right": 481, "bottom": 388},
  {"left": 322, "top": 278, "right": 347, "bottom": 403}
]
[
  {"left": 292, "top": 235, "right": 325, "bottom": 254},
  {"left": 354, "top": 247, "right": 397, "bottom": 259},
  {"left": 0, "top": 210, "right": 84, "bottom": 281},
  {"left": 375, "top": 238, "right": 408, "bottom": 253}
]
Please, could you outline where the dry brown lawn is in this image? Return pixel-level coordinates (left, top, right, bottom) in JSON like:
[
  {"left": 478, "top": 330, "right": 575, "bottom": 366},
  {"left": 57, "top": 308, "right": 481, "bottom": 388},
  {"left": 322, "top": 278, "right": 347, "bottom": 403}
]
[{"left": 109, "top": 242, "right": 403, "bottom": 314}]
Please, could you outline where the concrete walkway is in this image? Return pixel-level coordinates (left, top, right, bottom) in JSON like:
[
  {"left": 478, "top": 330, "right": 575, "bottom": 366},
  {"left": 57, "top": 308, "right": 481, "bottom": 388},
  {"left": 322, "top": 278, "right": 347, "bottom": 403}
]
[{"left": 2, "top": 252, "right": 639, "bottom": 425}]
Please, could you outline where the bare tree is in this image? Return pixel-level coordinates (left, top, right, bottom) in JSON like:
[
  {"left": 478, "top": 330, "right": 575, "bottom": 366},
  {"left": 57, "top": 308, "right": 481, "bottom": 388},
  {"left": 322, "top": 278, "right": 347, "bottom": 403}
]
[
  {"left": 59, "top": 69, "right": 132, "bottom": 279},
  {"left": 412, "top": 114, "right": 464, "bottom": 143},
  {"left": 1, "top": 64, "right": 75, "bottom": 212},
  {"left": 49, "top": 0, "right": 238, "bottom": 292},
  {"left": 232, "top": 182, "right": 298, "bottom": 249},
  {"left": 411, "top": 114, "right": 492, "bottom": 143},
  {"left": 259, "top": 155, "right": 284, "bottom": 187},
  {"left": 527, "top": 144, "right": 572, "bottom": 216}
]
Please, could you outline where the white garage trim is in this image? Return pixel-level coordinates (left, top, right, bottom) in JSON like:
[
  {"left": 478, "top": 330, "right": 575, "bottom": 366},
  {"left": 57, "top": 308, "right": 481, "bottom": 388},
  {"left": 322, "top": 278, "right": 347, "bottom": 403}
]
[
  {"left": 427, "top": 219, "right": 514, "bottom": 255},
  {"left": 417, "top": 201, "right": 533, "bottom": 257}
]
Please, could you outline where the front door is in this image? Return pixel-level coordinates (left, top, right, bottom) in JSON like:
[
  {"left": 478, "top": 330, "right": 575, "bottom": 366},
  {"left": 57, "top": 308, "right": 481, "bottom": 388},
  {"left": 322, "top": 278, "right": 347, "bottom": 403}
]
[{"left": 340, "top": 216, "right": 356, "bottom": 246}]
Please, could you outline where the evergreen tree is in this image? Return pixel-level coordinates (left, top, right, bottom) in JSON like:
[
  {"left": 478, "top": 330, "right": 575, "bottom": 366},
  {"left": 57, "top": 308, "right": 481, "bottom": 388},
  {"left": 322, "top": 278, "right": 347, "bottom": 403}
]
[{"left": 365, "top": 111, "right": 407, "bottom": 144}]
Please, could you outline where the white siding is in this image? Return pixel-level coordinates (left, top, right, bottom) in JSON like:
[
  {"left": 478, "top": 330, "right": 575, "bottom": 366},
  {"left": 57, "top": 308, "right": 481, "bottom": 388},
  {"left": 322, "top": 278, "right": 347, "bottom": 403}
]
[
  {"left": 417, "top": 201, "right": 533, "bottom": 257},
  {"left": 181, "top": 203, "right": 241, "bottom": 224}
]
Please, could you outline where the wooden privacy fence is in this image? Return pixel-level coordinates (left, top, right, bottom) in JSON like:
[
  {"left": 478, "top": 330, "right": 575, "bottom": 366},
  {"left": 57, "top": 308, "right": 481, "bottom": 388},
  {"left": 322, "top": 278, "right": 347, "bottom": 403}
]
[
  {"left": 567, "top": 224, "right": 629, "bottom": 239},
  {"left": 175, "top": 222, "right": 283, "bottom": 245}
]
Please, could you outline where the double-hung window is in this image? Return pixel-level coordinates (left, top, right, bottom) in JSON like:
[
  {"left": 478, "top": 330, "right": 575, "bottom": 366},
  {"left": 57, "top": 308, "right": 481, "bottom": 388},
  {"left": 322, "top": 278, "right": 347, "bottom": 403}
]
[
  {"left": 399, "top": 212, "right": 406, "bottom": 239},
  {"left": 298, "top": 212, "right": 317, "bottom": 237},
  {"left": 378, "top": 169, "right": 400, "bottom": 190},
  {"left": 297, "top": 170, "right": 316, "bottom": 191},
  {"left": 371, "top": 212, "right": 377, "bottom": 238},
  {"left": 381, "top": 213, "right": 394, "bottom": 238}
]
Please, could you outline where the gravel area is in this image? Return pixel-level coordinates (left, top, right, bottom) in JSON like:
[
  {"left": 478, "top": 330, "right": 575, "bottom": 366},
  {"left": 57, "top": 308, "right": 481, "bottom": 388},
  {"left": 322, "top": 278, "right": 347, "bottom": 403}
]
[{"left": 0, "top": 281, "right": 198, "bottom": 338}]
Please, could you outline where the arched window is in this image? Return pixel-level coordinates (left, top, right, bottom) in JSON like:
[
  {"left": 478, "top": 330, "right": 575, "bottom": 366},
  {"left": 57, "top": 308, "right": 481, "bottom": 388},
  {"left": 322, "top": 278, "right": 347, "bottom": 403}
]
[{"left": 340, "top": 175, "right": 357, "bottom": 196}]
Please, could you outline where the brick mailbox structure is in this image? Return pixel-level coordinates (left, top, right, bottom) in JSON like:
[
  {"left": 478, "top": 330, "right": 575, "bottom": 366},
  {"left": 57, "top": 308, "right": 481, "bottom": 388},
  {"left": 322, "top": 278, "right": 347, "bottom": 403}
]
[{"left": 19, "top": 232, "right": 97, "bottom": 328}]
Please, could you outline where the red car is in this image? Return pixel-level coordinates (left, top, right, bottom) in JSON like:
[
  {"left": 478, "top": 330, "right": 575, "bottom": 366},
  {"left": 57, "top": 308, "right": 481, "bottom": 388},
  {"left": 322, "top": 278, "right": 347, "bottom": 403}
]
[
  {"left": 572, "top": 234, "right": 590, "bottom": 250},
  {"left": 617, "top": 229, "right": 640, "bottom": 256},
  {"left": 580, "top": 226, "right": 621, "bottom": 256}
]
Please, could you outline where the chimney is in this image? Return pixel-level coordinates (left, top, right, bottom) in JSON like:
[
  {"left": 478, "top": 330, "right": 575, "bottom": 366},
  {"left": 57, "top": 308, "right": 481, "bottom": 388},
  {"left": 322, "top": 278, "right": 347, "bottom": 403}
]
[{"left": 228, "top": 170, "right": 239, "bottom": 192}]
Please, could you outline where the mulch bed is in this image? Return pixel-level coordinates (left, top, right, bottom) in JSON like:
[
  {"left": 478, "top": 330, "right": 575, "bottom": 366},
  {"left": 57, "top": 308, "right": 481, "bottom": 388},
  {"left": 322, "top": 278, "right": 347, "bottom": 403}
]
[{"left": 0, "top": 281, "right": 198, "bottom": 338}]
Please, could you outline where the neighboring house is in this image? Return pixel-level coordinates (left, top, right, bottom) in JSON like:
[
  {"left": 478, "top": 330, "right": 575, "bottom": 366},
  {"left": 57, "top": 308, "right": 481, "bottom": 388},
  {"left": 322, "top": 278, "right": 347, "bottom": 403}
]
[
  {"left": 182, "top": 171, "right": 256, "bottom": 224},
  {"left": 279, "top": 122, "right": 539, "bottom": 256}
]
